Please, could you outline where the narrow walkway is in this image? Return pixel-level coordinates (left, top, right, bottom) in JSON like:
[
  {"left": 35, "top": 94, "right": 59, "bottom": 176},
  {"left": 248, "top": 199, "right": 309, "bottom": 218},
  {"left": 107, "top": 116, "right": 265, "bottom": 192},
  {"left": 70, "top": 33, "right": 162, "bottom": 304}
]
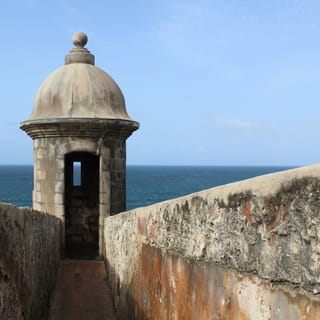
[{"left": 48, "top": 260, "right": 116, "bottom": 320}]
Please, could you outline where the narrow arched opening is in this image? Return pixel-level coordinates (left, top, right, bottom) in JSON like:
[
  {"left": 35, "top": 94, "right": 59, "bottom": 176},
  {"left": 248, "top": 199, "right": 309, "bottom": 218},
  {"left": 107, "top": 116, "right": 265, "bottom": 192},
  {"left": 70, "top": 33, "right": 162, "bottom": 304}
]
[{"left": 64, "top": 152, "right": 99, "bottom": 259}]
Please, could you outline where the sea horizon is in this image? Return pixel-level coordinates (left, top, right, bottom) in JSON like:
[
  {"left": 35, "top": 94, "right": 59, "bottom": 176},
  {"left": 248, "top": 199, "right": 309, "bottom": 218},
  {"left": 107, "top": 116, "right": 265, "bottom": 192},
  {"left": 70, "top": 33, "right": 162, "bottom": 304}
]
[
  {"left": 0, "top": 163, "right": 298, "bottom": 170},
  {"left": 0, "top": 164, "right": 296, "bottom": 210}
]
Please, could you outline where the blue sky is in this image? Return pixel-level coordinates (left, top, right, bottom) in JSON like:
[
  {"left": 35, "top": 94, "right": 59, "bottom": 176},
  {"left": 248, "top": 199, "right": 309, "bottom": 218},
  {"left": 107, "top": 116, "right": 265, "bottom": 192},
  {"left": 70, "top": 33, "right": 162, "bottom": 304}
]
[{"left": 1, "top": 0, "right": 320, "bottom": 166}]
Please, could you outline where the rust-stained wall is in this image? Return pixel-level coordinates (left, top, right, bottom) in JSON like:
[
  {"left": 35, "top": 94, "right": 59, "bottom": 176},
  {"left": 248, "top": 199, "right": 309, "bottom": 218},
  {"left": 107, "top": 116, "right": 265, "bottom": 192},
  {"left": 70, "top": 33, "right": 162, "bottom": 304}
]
[
  {"left": 103, "top": 164, "right": 320, "bottom": 319},
  {"left": 128, "top": 244, "right": 320, "bottom": 319},
  {"left": 0, "top": 203, "right": 61, "bottom": 320}
]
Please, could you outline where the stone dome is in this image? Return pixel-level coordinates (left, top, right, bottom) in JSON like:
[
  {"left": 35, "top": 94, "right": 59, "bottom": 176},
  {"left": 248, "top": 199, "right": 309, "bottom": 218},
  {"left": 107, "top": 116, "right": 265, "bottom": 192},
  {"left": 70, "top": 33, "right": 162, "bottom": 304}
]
[{"left": 24, "top": 32, "right": 133, "bottom": 122}]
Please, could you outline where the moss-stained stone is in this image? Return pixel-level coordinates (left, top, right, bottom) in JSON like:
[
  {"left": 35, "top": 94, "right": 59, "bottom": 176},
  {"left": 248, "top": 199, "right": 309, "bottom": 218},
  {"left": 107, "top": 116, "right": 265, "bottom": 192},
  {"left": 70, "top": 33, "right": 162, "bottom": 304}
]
[
  {"left": 104, "top": 164, "right": 320, "bottom": 319},
  {"left": 0, "top": 204, "right": 61, "bottom": 320}
]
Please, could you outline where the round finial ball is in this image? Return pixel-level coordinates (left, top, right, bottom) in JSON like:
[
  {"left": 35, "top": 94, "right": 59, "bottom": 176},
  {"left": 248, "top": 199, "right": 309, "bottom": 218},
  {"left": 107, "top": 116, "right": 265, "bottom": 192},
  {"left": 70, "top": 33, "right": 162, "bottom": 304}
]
[{"left": 72, "top": 32, "right": 88, "bottom": 48}]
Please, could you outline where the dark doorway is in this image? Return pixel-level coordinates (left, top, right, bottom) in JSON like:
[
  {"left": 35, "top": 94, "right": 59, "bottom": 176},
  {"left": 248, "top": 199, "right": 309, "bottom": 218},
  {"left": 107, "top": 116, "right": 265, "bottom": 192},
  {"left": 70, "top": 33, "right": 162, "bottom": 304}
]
[{"left": 65, "top": 152, "right": 99, "bottom": 259}]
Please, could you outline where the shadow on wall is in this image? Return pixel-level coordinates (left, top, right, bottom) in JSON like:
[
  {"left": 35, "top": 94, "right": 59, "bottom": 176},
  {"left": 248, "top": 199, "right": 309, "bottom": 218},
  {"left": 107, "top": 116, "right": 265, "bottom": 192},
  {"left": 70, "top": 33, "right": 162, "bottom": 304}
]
[
  {"left": 0, "top": 204, "right": 62, "bottom": 320},
  {"left": 104, "top": 257, "right": 146, "bottom": 320}
]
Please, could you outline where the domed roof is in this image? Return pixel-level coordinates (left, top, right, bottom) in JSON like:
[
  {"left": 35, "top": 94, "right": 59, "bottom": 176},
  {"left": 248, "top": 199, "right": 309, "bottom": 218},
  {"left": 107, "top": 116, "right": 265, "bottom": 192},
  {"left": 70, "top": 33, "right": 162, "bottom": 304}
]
[{"left": 24, "top": 32, "right": 134, "bottom": 122}]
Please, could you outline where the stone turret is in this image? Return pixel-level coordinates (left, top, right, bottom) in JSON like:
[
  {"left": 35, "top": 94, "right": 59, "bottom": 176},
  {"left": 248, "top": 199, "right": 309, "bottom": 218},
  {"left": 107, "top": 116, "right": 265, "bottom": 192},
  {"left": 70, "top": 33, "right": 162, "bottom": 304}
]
[{"left": 20, "top": 32, "right": 139, "bottom": 258}]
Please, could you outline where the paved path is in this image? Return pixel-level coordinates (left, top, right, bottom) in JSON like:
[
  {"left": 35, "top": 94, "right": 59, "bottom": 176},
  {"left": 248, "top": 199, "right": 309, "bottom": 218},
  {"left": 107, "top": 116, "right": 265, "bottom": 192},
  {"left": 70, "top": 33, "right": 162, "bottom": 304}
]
[{"left": 48, "top": 260, "right": 116, "bottom": 320}]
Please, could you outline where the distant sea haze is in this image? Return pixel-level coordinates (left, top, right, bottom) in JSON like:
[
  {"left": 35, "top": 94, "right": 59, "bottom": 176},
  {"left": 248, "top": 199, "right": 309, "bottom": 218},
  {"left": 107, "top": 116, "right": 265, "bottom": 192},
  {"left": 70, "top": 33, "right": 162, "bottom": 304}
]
[{"left": 0, "top": 165, "right": 293, "bottom": 210}]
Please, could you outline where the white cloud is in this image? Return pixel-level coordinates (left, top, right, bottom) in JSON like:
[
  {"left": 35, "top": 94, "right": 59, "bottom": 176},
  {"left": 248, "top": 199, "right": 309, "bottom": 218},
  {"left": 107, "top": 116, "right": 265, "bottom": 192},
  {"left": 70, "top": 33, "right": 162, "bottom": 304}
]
[
  {"left": 215, "top": 117, "right": 261, "bottom": 131},
  {"left": 213, "top": 116, "right": 302, "bottom": 146}
]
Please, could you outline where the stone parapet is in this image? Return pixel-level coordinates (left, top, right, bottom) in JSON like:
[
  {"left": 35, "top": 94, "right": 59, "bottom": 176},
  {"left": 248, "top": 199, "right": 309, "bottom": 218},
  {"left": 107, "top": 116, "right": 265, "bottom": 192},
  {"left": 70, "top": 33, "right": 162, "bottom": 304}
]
[
  {"left": 0, "top": 203, "right": 61, "bottom": 319},
  {"left": 104, "top": 164, "right": 320, "bottom": 319}
]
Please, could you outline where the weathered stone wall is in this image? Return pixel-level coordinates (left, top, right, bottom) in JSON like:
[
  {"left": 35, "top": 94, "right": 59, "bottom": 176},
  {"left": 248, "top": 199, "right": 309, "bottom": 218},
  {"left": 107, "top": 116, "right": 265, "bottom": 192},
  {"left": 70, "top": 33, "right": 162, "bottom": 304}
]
[
  {"left": 0, "top": 203, "right": 61, "bottom": 320},
  {"left": 104, "top": 136, "right": 127, "bottom": 215},
  {"left": 32, "top": 134, "right": 127, "bottom": 256},
  {"left": 32, "top": 136, "right": 101, "bottom": 217},
  {"left": 103, "top": 164, "right": 320, "bottom": 319}
]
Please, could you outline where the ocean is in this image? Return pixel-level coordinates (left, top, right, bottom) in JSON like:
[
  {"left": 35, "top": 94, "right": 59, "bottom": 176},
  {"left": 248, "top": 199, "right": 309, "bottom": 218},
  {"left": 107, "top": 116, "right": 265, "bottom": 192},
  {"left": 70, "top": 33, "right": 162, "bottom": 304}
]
[{"left": 0, "top": 165, "right": 293, "bottom": 210}]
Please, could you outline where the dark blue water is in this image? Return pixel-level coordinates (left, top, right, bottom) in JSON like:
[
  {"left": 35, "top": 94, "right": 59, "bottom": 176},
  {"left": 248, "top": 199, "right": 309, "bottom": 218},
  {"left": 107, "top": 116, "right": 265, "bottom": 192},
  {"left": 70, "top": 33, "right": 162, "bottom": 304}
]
[
  {"left": 126, "top": 166, "right": 293, "bottom": 209},
  {"left": 0, "top": 165, "right": 293, "bottom": 209},
  {"left": 0, "top": 165, "right": 34, "bottom": 207}
]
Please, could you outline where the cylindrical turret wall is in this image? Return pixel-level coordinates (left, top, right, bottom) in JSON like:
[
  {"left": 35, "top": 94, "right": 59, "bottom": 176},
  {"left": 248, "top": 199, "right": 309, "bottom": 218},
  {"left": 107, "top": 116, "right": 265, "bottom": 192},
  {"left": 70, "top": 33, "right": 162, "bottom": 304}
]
[{"left": 31, "top": 133, "right": 128, "bottom": 256}]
